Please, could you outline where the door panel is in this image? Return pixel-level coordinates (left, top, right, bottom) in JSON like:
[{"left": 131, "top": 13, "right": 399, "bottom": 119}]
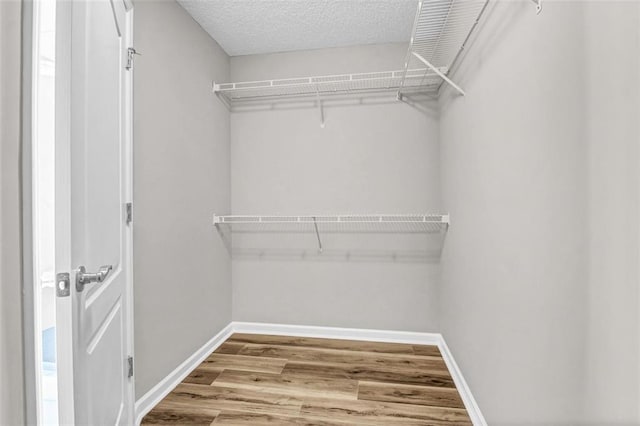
[
  {"left": 56, "top": 0, "right": 133, "bottom": 424},
  {"left": 77, "top": 0, "right": 122, "bottom": 271}
]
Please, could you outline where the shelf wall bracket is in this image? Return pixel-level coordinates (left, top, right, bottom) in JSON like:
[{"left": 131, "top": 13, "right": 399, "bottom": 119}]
[
  {"left": 531, "top": 0, "right": 542, "bottom": 14},
  {"left": 212, "top": 82, "right": 232, "bottom": 109},
  {"left": 316, "top": 89, "right": 325, "bottom": 128},
  {"left": 411, "top": 52, "right": 466, "bottom": 96},
  {"left": 312, "top": 216, "right": 323, "bottom": 253}
]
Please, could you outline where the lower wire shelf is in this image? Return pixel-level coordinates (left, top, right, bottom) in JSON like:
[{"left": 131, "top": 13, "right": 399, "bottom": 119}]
[{"left": 213, "top": 214, "right": 449, "bottom": 253}]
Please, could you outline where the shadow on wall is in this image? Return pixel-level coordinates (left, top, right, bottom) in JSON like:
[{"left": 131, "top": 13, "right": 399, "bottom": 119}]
[
  {"left": 222, "top": 92, "right": 440, "bottom": 119},
  {"left": 216, "top": 225, "right": 447, "bottom": 263},
  {"left": 440, "top": 1, "right": 528, "bottom": 104}
]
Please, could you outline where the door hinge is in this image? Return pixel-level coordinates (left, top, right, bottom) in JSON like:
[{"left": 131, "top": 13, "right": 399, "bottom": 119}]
[
  {"left": 127, "top": 356, "right": 134, "bottom": 378},
  {"left": 125, "top": 202, "right": 132, "bottom": 225},
  {"left": 126, "top": 47, "right": 141, "bottom": 71}
]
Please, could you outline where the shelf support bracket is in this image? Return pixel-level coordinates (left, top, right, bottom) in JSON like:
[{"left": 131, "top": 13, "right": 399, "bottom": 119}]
[
  {"left": 531, "top": 0, "right": 542, "bottom": 14},
  {"left": 312, "top": 216, "right": 323, "bottom": 253},
  {"left": 316, "top": 89, "right": 325, "bottom": 128},
  {"left": 411, "top": 52, "right": 466, "bottom": 96}
]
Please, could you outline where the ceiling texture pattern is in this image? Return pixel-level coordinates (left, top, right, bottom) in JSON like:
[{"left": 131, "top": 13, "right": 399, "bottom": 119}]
[{"left": 177, "top": 0, "right": 418, "bottom": 56}]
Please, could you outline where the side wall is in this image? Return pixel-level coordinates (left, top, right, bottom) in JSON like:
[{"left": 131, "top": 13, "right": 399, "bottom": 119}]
[
  {"left": 0, "top": 1, "right": 26, "bottom": 424},
  {"left": 439, "top": 1, "right": 639, "bottom": 423},
  {"left": 229, "top": 44, "right": 442, "bottom": 332},
  {"left": 583, "top": 1, "right": 640, "bottom": 421},
  {"left": 438, "top": 2, "right": 587, "bottom": 423},
  {"left": 133, "top": 0, "right": 231, "bottom": 398}
]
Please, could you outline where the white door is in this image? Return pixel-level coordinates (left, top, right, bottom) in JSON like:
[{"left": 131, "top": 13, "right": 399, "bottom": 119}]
[{"left": 55, "top": 0, "right": 134, "bottom": 424}]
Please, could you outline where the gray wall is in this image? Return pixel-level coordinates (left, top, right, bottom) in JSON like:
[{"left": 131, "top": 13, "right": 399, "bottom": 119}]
[
  {"left": 229, "top": 44, "right": 442, "bottom": 332},
  {"left": 583, "top": 2, "right": 640, "bottom": 422},
  {"left": 0, "top": 0, "right": 25, "bottom": 424},
  {"left": 133, "top": 0, "right": 231, "bottom": 398},
  {"left": 439, "top": 1, "right": 639, "bottom": 424}
]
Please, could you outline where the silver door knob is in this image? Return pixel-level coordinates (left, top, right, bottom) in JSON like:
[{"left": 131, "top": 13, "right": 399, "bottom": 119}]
[{"left": 76, "top": 265, "right": 113, "bottom": 292}]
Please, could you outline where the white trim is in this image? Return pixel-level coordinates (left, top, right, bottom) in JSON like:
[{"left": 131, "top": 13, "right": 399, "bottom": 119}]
[
  {"left": 123, "top": 5, "right": 136, "bottom": 424},
  {"left": 135, "top": 321, "right": 485, "bottom": 425},
  {"left": 437, "top": 335, "right": 487, "bottom": 426},
  {"left": 134, "top": 323, "right": 235, "bottom": 425},
  {"left": 637, "top": 4, "right": 640, "bottom": 418},
  {"left": 54, "top": 1, "right": 75, "bottom": 422},
  {"left": 21, "top": 0, "right": 37, "bottom": 423},
  {"left": 231, "top": 321, "right": 441, "bottom": 346}
]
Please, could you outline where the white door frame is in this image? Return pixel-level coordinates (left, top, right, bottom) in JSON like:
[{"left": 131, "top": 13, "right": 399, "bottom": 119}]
[
  {"left": 21, "top": 1, "right": 136, "bottom": 424},
  {"left": 21, "top": 0, "right": 38, "bottom": 423}
]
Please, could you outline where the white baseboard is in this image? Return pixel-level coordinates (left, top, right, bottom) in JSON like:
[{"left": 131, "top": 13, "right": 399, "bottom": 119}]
[
  {"left": 134, "top": 323, "right": 234, "bottom": 425},
  {"left": 135, "top": 321, "right": 486, "bottom": 426},
  {"left": 436, "top": 335, "right": 487, "bottom": 426},
  {"left": 231, "top": 321, "right": 442, "bottom": 346}
]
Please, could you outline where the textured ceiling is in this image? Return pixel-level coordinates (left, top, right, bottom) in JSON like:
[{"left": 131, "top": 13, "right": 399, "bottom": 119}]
[{"left": 177, "top": 0, "right": 418, "bottom": 56}]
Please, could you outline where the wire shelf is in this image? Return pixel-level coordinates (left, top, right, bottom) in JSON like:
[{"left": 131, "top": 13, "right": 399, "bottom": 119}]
[
  {"left": 399, "top": 0, "right": 489, "bottom": 95},
  {"left": 213, "top": 1, "right": 490, "bottom": 107},
  {"left": 213, "top": 214, "right": 449, "bottom": 234},
  {"left": 213, "top": 68, "right": 443, "bottom": 107}
]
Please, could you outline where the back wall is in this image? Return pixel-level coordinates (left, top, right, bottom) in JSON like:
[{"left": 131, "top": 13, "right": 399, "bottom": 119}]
[{"left": 229, "top": 44, "right": 442, "bottom": 332}]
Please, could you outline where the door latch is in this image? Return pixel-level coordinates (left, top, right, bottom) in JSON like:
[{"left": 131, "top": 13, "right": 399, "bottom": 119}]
[{"left": 56, "top": 272, "right": 70, "bottom": 297}]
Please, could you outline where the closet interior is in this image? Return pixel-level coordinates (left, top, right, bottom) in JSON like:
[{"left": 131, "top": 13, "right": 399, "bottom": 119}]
[{"left": 131, "top": 0, "right": 640, "bottom": 424}]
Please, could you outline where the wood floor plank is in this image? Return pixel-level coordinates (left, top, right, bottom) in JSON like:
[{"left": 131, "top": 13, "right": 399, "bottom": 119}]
[
  {"left": 214, "top": 342, "right": 246, "bottom": 355},
  {"left": 213, "top": 369, "right": 359, "bottom": 400},
  {"left": 163, "top": 383, "right": 303, "bottom": 416},
  {"left": 357, "top": 380, "right": 465, "bottom": 409},
  {"left": 300, "top": 397, "right": 472, "bottom": 426},
  {"left": 412, "top": 344, "right": 443, "bottom": 357},
  {"left": 283, "top": 361, "right": 456, "bottom": 388},
  {"left": 141, "top": 401, "right": 220, "bottom": 425},
  {"left": 141, "top": 410, "right": 215, "bottom": 425},
  {"left": 199, "top": 353, "right": 287, "bottom": 374},
  {"left": 183, "top": 368, "right": 221, "bottom": 385},
  {"left": 228, "top": 333, "right": 417, "bottom": 355},
  {"left": 237, "top": 343, "right": 448, "bottom": 371},
  {"left": 212, "top": 411, "right": 353, "bottom": 425}
]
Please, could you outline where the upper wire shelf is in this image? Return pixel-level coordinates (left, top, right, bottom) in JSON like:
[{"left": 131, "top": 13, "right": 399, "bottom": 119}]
[
  {"left": 213, "top": 68, "right": 444, "bottom": 107},
  {"left": 212, "top": 0, "right": 511, "bottom": 111},
  {"left": 399, "top": 0, "right": 489, "bottom": 96}
]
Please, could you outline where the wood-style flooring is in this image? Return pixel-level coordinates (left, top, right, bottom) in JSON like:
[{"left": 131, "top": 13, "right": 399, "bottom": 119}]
[{"left": 142, "top": 334, "right": 472, "bottom": 425}]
